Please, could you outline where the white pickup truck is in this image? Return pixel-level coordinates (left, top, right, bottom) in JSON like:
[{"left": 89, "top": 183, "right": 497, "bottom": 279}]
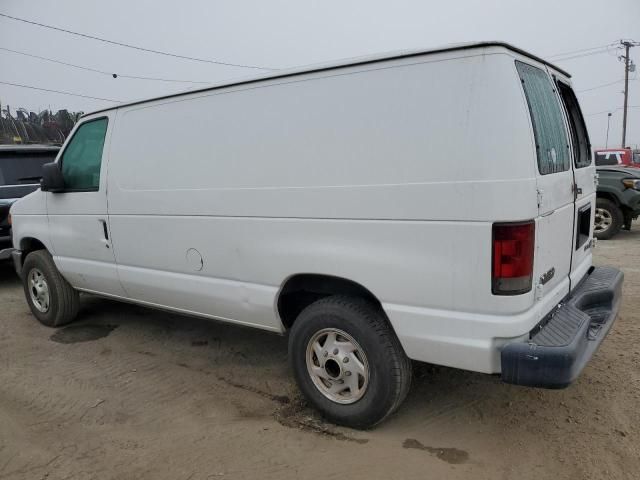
[{"left": 9, "top": 42, "right": 623, "bottom": 428}]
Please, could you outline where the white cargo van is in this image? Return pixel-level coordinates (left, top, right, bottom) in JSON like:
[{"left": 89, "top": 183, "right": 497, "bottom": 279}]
[{"left": 10, "top": 42, "right": 623, "bottom": 428}]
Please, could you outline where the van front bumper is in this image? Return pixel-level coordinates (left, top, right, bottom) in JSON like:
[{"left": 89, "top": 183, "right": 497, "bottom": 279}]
[
  {"left": 501, "top": 266, "right": 623, "bottom": 389},
  {"left": 9, "top": 249, "right": 22, "bottom": 277},
  {"left": 0, "top": 245, "right": 14, "bottom": 262}
]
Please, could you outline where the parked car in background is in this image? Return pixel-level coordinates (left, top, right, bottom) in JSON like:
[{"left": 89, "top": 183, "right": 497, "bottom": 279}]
[
  {"left": 0, "top": 145, "right": 59, "bottom": 260},
  {"left": 594, "top": 148, "right": 640, "bottom": 168},
  {"left": 595, "top": 165, "right": 640, "bottom": 239},
  {"left": 10, "top": 43, "right": 623, "bottom": 428}
]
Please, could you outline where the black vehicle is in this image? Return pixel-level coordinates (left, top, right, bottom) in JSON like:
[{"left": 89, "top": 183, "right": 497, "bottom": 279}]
[
  {"left": 595, "top": 165, "right": 640, "bottom": 239},
  {"left": 0, "top": 145, "right": 59, "bottom": 259}
]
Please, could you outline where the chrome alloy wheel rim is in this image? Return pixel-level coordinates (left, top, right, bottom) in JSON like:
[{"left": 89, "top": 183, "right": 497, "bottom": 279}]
[
  {"left": 28, "top": 268, "right": 50, "bottom": 313},
  {"left": 594, "top": 208, "right": 612, "bottom": 233},
  {"left": 306, "top": 328, "right": 369, "bottom": 404}
]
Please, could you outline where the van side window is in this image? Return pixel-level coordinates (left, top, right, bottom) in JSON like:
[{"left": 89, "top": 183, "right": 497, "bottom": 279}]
[
  {"left": 515, "top": 61, "right": 570, "bottom": 175},
  {"left": 60, "top": 118, "right": 108, "bottom": 191},
  {"left": 556, "top": 81, "right": 591, "bottom": 168}
]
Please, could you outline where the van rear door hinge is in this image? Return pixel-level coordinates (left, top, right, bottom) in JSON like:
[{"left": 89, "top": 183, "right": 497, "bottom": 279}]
[{"left": 536, "top": 189, "right": 544, "bottom": 209}]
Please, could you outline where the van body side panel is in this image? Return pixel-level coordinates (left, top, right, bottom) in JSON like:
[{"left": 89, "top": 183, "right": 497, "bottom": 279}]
[
  {"left": 108, "top": 217, "right": 497, "bottom": 318},
  {"left": 107, "top": 51, "right": 536, "bottom": 222},
  {"left": 108, "top": 216, "right": 559, "bottom": 372},
  {"left": 104, "top": 50, "right": 543, "bottom": 370}
]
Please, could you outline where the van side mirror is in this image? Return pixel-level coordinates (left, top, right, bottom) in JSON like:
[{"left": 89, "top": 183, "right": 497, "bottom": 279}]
[{"left": 40, "top": 162, "right": 65, "bottom": 193}]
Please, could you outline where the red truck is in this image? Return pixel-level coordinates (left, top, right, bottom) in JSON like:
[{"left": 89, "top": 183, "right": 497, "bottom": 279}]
[{"left": 594, "top": 148, "right": 640, "bottom": 168}]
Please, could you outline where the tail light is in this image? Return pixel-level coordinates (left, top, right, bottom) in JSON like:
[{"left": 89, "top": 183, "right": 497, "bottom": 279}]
[{"left": 492, "top": 221, "right": 535, "bottom": 295}]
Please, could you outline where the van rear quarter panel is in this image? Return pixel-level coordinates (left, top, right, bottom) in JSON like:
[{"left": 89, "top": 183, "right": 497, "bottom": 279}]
[{"left": 106, "top": 48, "right": 541, "bottom": 368}]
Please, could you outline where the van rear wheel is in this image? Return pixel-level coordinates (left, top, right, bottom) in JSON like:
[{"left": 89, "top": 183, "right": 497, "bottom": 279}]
[
  {"left": 594, "top": 198, "right": 623, "bottom": 240},
  {"left": 289, "top": 295, "right": 411, "bottom": 429},
  {"left": 22, "top": 250, "right": 79, "bottom": 327}
]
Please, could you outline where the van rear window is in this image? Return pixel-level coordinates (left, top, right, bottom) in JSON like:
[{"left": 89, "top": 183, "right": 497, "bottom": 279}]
[
  {"left": 556, "top": 81, "right": 591, "bottom": 169},
  {"left": 516, "top": 61, "right": 570, "bottom": 175}
]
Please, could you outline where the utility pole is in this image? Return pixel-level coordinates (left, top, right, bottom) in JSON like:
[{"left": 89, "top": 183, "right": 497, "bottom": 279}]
[{"left": 620, "top": 40, "right": 638, "bottom": 148}]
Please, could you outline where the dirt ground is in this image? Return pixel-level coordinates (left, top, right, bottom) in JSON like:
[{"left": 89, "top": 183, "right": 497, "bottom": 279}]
[{"left": 0, "top": 231, "right": 639, "bottom": 480}]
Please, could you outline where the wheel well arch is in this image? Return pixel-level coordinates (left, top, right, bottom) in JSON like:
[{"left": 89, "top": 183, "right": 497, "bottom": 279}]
[
  {"left": 597, "top": 191, "right": 620, "bottom": 206},
  {"left": 277, "top": 273, "right": 383, "bottom": 329},
  {"left": 17, "top": 237, "right": 47, "bottom": 267}
]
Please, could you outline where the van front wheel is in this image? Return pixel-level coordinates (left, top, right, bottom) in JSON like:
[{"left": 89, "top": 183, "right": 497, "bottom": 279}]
[
  {"left": 22, "top": 250, "right": 79, "bottom": 327},
  {"left": 289, "top": 295, "right": 411, "bottom": 429},
  {"left": 594, "top": 198, "right": 623, "bottom": 240}
]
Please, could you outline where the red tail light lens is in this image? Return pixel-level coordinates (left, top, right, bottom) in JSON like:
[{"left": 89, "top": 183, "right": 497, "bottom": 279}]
[{"left": 492, "top": 221, "right": 535, "bottom": 295}]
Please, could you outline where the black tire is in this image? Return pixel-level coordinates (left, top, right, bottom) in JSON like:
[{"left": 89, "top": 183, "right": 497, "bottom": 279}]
[
  {"left": 22, "top": 250, "right": 79, "bottom": 327},
  {"left": 595, "top": 198, "right": 623, "bottom": 240},
  {"left": 289, "top": 295, "right": 412, "bottom": 429}
]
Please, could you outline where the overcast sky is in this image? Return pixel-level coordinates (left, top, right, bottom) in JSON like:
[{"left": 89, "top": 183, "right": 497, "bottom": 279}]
[{"left": 0, "top": 0, "right": 639, "bottom": 148}]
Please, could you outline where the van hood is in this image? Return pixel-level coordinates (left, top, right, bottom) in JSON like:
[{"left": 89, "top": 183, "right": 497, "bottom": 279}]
[{"left": 596, "top": 166, "right": 640, "bottom": 177}]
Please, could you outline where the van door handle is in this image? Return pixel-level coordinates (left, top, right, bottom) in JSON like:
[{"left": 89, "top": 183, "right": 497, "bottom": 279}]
[{"left": 99, "top": 219, "right": 110, "bottom": 248}]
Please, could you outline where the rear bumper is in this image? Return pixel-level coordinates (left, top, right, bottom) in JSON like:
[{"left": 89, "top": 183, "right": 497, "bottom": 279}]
[{"left": 501, "top": 266, "right": 623, "bottom": 388}]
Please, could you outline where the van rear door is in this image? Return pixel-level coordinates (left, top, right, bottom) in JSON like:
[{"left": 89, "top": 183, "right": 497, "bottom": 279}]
[
  {"left": 554, "top": 79, "right": 595, "bottom": 284},
  {"left": 515, "top": 61, "right": 573, "bottom": 301}
]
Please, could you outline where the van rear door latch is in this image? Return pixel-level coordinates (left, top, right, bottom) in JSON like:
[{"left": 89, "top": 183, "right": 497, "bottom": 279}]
[{"left": 571, "top": 183, "right": 583, "bottom": 198}]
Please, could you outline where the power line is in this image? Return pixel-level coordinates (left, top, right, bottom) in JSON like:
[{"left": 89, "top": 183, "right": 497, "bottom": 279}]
[
  {"left": 585, "top": 105, "right": 640, "bottom": 117},
  {"left": 578, "top": 77, "right": 638, "bottom": 94},
  {"left": 548, "top": 43, "right": 613, "bottom": 59},
  {"left": 0, "top": 80, "right": 121, "bottom": 102},
  {"left": 0, "top": 46, "right": 212, "bottom": 84},
  {"left": 585, "top": 109, "right": 610, "bottom": 117},
  {"left": 0, "top": 12, "right": 274, "bottom": 71},
  {"left": 552, "top": 48, "right": 612, "bottom": 62},
  {"left": 577, "top": 79, "right": 624, "bottom": 93}
]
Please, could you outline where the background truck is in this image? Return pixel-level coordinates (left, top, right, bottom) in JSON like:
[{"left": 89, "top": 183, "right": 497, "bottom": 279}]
[
  {"left": 594, "top": 148, "right": 640, "bottom": 168},
  {"left": 595, "top": 165, "right": 640, "bottom": 239},
  {"left": 0, "top": 145, "right": 59, "bottom": 260}
]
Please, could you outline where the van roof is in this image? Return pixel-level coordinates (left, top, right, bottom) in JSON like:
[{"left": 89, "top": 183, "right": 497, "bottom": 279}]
[{"left": 84, "top": 41, "right": 570, "bottom": 117}]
